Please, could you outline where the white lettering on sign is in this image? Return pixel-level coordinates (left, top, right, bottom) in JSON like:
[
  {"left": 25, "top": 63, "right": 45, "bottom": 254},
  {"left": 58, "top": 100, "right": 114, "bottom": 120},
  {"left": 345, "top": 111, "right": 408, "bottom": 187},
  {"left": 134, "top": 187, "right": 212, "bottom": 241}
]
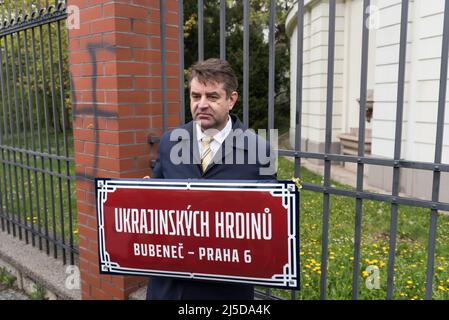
[
  {"left": 215, "top": 208, "right": 272, "bottom": 240},
  {"left": 198, "top": 247, "right": 241, "bottom": 263},
  {"left": 114, "top": 206, "right": 210, "bottom": 237},
  {"left": 133, "top": 242, "right": 185, "bottom": 259},
  {"left": 113, "top": 206, "right": 273, "bottom": 241}
]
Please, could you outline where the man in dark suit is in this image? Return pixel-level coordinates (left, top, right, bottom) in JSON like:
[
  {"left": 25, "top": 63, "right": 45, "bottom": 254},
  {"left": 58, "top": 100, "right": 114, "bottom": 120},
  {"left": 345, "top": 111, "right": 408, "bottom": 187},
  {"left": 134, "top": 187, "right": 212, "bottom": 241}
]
[{"left": 146, "top": 58, "right": 276, "bottom": 300}]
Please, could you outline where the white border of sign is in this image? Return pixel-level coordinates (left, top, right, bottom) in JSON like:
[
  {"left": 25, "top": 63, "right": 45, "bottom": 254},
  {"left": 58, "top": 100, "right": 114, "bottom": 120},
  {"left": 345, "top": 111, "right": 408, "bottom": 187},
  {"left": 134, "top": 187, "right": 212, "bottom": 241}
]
[{"left": 95, "top": 178, "right": 300, "bottom": 289}]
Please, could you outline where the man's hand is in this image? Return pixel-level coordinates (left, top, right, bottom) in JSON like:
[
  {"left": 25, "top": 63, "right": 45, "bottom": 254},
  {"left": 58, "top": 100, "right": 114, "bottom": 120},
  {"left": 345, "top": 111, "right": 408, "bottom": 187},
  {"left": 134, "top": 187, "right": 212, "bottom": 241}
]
[{"left": 143, "top": 176, "right": 150, "bottom": 179}]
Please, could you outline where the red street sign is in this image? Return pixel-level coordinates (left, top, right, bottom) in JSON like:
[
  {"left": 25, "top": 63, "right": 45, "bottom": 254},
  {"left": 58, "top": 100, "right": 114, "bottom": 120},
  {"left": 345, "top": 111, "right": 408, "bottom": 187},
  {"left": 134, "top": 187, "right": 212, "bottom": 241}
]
[{"left": 95, "top": 178, "right": 300, "bottom": 289}]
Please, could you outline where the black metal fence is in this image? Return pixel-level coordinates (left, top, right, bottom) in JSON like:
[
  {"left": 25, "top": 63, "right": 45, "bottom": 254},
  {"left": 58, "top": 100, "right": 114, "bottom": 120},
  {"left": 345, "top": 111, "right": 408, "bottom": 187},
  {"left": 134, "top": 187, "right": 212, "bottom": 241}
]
[
  {"left": 156, "top": 0, "right": 449, "bottom": 300},
  {"left": 0, "top": 0, "right": 77, "bottom": 265}
]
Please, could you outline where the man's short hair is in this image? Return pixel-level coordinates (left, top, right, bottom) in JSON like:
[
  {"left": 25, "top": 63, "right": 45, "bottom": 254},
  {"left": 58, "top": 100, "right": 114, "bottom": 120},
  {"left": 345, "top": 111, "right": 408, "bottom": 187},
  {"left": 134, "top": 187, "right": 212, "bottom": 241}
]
[{"left": 187, "top": 58, "right": 238, "bottom": 98}]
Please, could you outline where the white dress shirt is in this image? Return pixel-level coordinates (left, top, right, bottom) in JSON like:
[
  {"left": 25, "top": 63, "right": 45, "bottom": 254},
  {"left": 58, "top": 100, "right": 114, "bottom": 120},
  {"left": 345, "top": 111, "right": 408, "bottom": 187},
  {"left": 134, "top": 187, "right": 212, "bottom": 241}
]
[{"left": 196, "top": 116, "right": 232, "bottom": 159}]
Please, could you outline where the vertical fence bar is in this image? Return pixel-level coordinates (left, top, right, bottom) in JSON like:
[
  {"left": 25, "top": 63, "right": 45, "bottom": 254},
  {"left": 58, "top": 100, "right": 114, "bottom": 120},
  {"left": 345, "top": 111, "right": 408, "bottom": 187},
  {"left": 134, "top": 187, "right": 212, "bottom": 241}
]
[
  {"left": 352, "top": 0, "right": 371, "bottom": 300},
  {"left": 198, "top": 0, "right": 203, "bottom": 62},
  {"left": 38, "top": 19, "right": 53, "bottom": 255},
  {"left": 386, "top": 0, "right": 409, "bottom": 300},
  {"left": 160, "top": 0, "right": 167, "bottom": 133},
  {"left": 31, "top": 21, "right": 45, "bottom": 251},
  {"left": 243, "top": 0, "right": 249, "bottom": 127},
  {"left": 3, "top": 29, "right": 18, "bottom": 238},
  {"left": 23, "top": 23, "right": 38, "bottom": 247},
  {"left": 9, "top": 26, "right": 25, "bottom": 241},
  {"left": 15, "top": 23, "right": 30, "bottom": 244},
  {"left": 0, "top": 36, "right": 4, "bottom": 232},
  {"left": 265, "top": 0, "right": 276, "bottom": 297},
  {"left": 292, "top": 0, "right": 305, "bottom": 300},
  {"left": 319, "top": 0, "right": 336, "bottom": 300},
  {"left": 55, "top": 19, "right": 69, "bottom": 264},
  {"left": 56, "top": 18, "right": 72, "bottom": 265},
  {"left": 425, "top": 0, "right": 449, "bottom": 300},
  {"left": 31, "top": 0, "right": 45, "bottom": 253},
  {"left": 47, "top": 18, "right": 62, "bottom": 259},
  {"left": 268, "top": 0, "right": 275, "bottom": 136},
  {"left": 220, "top": 0, "right": 226, "bottom": 60},
  {"left": 179, "top": 0, "right": 185, "bottom": 125},
  {"left": 0, "top": 35, "right": 10, "bottom": 234},
  {"left": 294, "top": 0, "right": 304, "bottom": 180}
]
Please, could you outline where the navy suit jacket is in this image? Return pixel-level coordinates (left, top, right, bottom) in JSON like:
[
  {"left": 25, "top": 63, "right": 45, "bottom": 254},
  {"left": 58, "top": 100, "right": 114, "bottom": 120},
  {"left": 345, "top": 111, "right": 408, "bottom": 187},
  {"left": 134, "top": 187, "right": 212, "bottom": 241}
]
[{"left": 146, "top": 114, "right": 276, "bottom": 300}]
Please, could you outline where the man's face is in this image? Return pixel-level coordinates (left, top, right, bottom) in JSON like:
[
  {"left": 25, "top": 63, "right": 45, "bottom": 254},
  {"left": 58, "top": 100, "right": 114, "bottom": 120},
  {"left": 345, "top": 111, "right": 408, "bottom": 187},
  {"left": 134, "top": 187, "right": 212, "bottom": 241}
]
[{"left": 190, "top": 77, "right": 238, "bottom": 131}]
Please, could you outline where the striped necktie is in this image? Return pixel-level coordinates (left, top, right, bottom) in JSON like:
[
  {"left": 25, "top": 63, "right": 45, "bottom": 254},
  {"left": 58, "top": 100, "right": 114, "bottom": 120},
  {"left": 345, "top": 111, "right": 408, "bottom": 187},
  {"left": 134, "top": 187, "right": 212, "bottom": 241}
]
[{"left": 201, "top": 136, "right": 214, "bottom": 172}]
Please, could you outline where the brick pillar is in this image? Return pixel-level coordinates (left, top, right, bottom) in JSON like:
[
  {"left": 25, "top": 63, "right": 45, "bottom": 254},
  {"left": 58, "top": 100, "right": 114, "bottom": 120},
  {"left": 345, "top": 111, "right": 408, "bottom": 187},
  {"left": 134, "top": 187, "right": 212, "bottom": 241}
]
[{"left": 67, "top": 0, "right": 181, "bottom": 299}]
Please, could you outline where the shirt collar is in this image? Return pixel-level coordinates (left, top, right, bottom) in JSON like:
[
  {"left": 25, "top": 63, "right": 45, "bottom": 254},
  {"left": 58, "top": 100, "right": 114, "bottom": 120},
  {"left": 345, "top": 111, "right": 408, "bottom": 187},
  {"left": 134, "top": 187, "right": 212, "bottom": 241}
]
[{"left": 196, "top": 116, "right": 232, "bottom": 144}]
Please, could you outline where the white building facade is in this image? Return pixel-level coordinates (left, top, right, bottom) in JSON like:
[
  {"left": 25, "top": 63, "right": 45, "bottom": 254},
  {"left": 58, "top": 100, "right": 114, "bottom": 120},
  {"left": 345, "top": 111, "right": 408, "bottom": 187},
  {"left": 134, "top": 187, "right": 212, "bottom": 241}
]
[{"left": 286, "top": 0, "right": 449, "bottom": 202}]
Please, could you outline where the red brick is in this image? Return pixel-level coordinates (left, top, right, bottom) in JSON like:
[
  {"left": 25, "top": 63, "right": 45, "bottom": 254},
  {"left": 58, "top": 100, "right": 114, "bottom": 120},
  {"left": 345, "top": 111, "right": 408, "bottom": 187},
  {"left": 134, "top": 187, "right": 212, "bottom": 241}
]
[
  {"left": 114, "top": 91, "right": 150, "bottom": 104},
  {"left": 78, "top": 213, "right": 98, "bottom": 230},
  {"left": 78, "top": 33, "right": 101, "bottom": 49},
  {"left": 84, "top": 141, "right": 108, "bottom": 156},
  {"left": 74, "top": 128, "right": 95, "bottom": 141},
  {"left": 68, "top": 23, "right": 92, "bottom": 38},
  {"left": 165, "top": 0, "right": 179, "bottom": 12},
  {"left": 76, "top": 189, "right": 86, "bottom": 202},
  {"left": 91, "top": 286, "right": 114, "bottom": 300},
  {"left": 133, "top": 49, "right": 161, "bottom": 62},
  {"left": 78, "top": 225, "right": 98, "bottom": 241},
  {"left": 117, "top": 132, "right": 135, "bottom": 144},
  {"left": 91, "top": 18, "right": 131, "bottom": 33},
  {"left": 115, "top": 33, "right": 149, "bottom": 48},
  {"left": 119, "top": 144, "right": 149, "bottom": 157},
  {"left": 118, "top": 117, "right": 150, "bottom": 130},
  {"left": 119, "top": 158, "right": 137, "bottom": 171},
  {"left": 81, "top": 6, "right": 103, "bottom": 21},
  {"left": 77, "top": 201, "right": 96, "bottom": 216},
  {"left": 135, "top": 131, "right": 151, "bottom": 144},
  {"left": 100, "top": 280, "right": 126, "bottom": 300}
]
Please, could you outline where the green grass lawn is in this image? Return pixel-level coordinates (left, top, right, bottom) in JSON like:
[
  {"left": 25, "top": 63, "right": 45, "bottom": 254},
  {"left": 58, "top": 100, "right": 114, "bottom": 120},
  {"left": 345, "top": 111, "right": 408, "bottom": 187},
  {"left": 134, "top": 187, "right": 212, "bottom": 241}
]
[
  {"left": 273, "top": 156, "right": 449, "bottom": 300},
  {"left": 0, "top": 131, "right": 78, "bottom": 253}
]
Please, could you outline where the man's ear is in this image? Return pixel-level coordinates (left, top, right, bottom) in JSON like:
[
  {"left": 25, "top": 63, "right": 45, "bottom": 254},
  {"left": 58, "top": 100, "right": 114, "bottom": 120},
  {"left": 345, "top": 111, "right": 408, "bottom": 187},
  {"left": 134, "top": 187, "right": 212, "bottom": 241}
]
[{"left": 228, "top": 91, "right": 238, "bottom": 111}]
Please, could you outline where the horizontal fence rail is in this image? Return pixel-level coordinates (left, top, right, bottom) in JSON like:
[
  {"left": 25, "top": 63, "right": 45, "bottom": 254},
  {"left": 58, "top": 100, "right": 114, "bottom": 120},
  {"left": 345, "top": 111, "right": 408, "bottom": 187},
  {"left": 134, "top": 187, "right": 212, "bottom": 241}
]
[{"left": 0, "top": 0, "right": 77, "bottom": 266}]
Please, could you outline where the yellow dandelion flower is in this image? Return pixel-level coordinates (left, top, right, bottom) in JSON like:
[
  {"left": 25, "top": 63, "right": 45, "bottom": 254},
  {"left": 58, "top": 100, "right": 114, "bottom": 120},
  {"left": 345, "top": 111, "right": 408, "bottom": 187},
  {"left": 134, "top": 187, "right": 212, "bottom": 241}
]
[
  {"left": 411, "top": 264, "right": 417, "bottom": 268},
  {"left": 379, "top": 261, "right": 385, "bottom": 268},
  {"left": 300, "top": 251, "right": 305, "bottom": 256},
  {"left": 362, "top": 271, "right": 369, "bottom": 278},
  {"left": 400, "top": 292, "right": 406, "bottom": 297},
  {"left": 330, "top": 256, "right": 335, "bottom": 260},
  {"left": 372, "top": 259, "right": 379, "bottom": 264},
  {"left": 437, "top": 267, "right": 444, "bottom": 271},
  {"left": 407, "top": 280, "right": 413, "bottom": 285},
  {"left": 438, "top": 286, "right": 445, "bottom": 291},
  {"left": 373, "top": 244, "right": 378, "bottom": 248}
]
